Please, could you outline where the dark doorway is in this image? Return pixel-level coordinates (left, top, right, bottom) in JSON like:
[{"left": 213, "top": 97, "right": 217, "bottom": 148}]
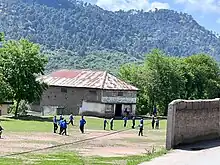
[{"left": 115, "top": 104, "right": 122, "bottom": 117}]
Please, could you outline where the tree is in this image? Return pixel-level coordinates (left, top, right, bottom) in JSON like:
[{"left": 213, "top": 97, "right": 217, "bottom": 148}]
[
  {"left": 119, "top": 49, "right": 220, "bottom": 115},
  {"left": 0, "top": 39, "right": 48, "bottom": 117}
]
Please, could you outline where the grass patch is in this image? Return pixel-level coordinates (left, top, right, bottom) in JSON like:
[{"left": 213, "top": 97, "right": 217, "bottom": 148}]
[
  {"left": 0, "top": 116, "right": 167, "bottom": 133},
  {"left": 0, "top": 149, "right": 167, "bottom": 165}
]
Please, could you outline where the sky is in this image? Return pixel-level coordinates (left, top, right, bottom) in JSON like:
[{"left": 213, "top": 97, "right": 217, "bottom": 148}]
[{"left": 83, "top": 0, "right": 220, "bottom": 34}]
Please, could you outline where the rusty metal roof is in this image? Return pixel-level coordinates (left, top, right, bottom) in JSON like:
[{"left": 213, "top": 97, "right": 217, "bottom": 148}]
[{"left": 38, "top": 69, "right": 138, "bottom": 91}]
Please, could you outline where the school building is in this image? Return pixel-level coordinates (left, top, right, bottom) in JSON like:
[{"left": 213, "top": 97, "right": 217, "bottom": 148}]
[
  {"left": 31, "top": 69, "right": 138, "bottom": 117},
  {"left": 0, "top": 101, "right": 13, "bottom": 116}
]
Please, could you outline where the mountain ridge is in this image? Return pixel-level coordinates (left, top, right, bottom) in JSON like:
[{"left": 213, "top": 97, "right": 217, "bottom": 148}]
[{"left": 0, "top": 0, "right": 220, "bottom": 73}]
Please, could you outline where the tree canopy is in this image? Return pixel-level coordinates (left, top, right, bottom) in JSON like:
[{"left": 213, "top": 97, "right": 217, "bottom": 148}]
[
  {"left": 0, "top": 38, "right": 48, "bottom": 117},
  {"left": 0, "top": 0, "right": 220, "bottom": 73},
  {"left": 119, "top": 49, "right": 220, "bottom": 115}
]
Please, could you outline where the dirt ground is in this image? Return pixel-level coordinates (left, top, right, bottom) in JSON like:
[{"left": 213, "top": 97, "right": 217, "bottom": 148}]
[{"left": 0, "top": 127, "right": 165, "bottom": 157}]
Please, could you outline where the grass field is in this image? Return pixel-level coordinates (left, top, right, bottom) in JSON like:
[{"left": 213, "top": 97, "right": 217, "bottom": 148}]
[{"left": 0, "top": 116, "right": 167, "bottom": 165}]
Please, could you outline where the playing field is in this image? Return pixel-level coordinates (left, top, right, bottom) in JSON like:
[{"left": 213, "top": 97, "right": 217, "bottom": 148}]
[{"left": 0, "top": 116, "right": 167, "bottom": 165}]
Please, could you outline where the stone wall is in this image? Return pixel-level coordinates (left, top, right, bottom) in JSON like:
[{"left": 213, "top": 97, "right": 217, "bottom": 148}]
[{"left": 166, "top": 98, "right": 220, "bottom": 150}]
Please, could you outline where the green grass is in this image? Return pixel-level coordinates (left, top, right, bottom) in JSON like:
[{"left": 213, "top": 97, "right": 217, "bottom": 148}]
[
  {"left": 0, "top": 149, "right": 167, "bottom": 165},
  {"left": 0, "top": 116, "right": 167, "bottom": 132},
  {"left": 0, "top": 116, "right": 167, "bottom": 165}
]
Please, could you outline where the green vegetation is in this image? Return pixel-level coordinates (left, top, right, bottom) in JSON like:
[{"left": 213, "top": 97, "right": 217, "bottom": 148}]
[
  {"left": 119, "top": 49, "right": 220, "bottom": 115},
  {"left": 0, "top": 116, "right": 167, "bottom": 132},
  {"left": 0, "top": 149, "right": 167, "bottom": 165},
  {"left": 0, "top": 39, "right": 48, "bottom": 117},
  {"left": 1, "top": 0, "right": 220, "bottom": 73},
  {"left": 0, "top": 116, "right": 167, "bottom": 164}
]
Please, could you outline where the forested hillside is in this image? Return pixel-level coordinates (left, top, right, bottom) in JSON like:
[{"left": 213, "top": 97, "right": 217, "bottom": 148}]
[{"left": 1, "top": 0, "right": 220, "bottom": 73}]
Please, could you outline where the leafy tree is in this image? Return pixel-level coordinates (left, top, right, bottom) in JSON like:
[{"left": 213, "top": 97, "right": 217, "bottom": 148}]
[
  {"left": 0, "top": 39, "right": 48, "bottom": 117},
  {"left": 119, "top": 49, "right": 220, "bottom": 115}
]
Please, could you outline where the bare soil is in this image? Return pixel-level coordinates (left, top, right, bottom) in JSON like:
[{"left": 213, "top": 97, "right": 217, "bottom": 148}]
[{"left": 0, "top": 128, "right": 165, "bottom": 157}]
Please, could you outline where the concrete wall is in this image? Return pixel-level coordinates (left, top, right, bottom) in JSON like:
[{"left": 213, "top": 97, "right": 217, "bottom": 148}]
[
  {"left": 0, "top": 104, "right": 10, "bottom": 116},
  {"left": 166, "top": 98, "right": 220, "bottom": 150},
  {"left": 79, "top": 101, "right": 106, "bottom": 117},
  {"left": 31, "top": 87, "right": 137, "bottom": 116},
  {"left": 31, "top": 86, "right": 102, "bottom": 115}
]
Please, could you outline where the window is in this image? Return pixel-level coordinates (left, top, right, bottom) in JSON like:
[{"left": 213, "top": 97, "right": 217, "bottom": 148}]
[
  {"left": 118, "top": 92, "right": 123, "bottom": 96},
  {"left": 61, "top": 87, "right": 67, "bottom": 93}
]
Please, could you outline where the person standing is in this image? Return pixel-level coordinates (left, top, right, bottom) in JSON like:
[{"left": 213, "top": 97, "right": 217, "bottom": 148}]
[
  {"left": 69, "top": 114, "right": 74, "bottom": 126},
  {"left": 110, "top": 117, "right": 114, "bottom": 130},
  {"left": 53, "top": 116, "right": 58, "bottom": 133},
  {"left": 132, "top": 116, "right": 135, "bottom": 129},
  {"left": 0, "top": 124, "right": 4, "bottom": 139},
  {"left": 79, "top": 116, "right": 86, "bottom": 133},
  {"left": 152, "top": 116, "right": 155, "bottom": 129},
  {"left": 61, "top": 120, "right": 68, "bottom": 135},
  {"left": 59, "top": 117, "right": 64, "bottom": 135},
  {"left": 138, "top": 123, "right": 143, "bottom": 136},
  {"left": 123, "top": 116, "right": 128, "bottom": 127},
  {"left": 104, "top": 118, "right": 108, "bottom": 130},
  {"left": 59, "top": 114, "right": 63, "bottom": 121},
  {"left": 155, "top": 118, "right": 159, "bottom": 129}
]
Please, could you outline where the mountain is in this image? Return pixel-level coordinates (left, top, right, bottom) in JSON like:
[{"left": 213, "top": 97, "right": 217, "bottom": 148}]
[{"left": 1, "top": 0, "right": 220, "bottom": 74}]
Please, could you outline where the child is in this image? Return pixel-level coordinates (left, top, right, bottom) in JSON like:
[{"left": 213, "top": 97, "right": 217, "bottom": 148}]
[
  {"left": 61, "top": 120, "right": 68, "bottom": 136},
  {"left": 79, "top": 116, "right": 86, "bottom": 133},
  {"left": 151, "top": 116, "right": 155, "bottom": 129},
  {"left": 59, "top": 114, "right": 63, "bottom": 121},
  {"left": 155, "top": 118, "right": 159, "bottom": 129},
  {"left": 59, "top": 117, "right": 64, "bottom": 135},
  {"left": 132, "top": 116, "right": 135, "bottom": 129},
  {"left": 110, "top": 117, "right": 114, "bottom": 130},
  {"left": 123, "top": 116, "right": 128, "bottom": 127},
  {"left": 138, "top": 123, "right": 143, "bottom": 136},
  {"left": 53, "top": 115, "right": 58, "bottom": 133},
  {"left": 69, "top": 114, "right": 74, "bottom": 126},
  {"left": 0, "top": 124, "right": 3, "bottom": 139},
  {"left": 104, "top": 118, "right": 108, "bottom": 130}
]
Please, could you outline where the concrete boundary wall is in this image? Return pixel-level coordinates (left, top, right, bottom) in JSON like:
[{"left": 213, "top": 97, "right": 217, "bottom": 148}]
[{"left": 166, "top": 98, "right": 220, "bottom": 150}]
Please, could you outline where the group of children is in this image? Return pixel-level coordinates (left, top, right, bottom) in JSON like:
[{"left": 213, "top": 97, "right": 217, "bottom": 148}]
[
  {"left": 103, "top": 116, "right": 145, "bottom": 136},
  {"left": 52, "top": 114, "right": 160, "bottom": 137},
  {"left": 53, "top": 114, "right": 87, "bottom": 135}
]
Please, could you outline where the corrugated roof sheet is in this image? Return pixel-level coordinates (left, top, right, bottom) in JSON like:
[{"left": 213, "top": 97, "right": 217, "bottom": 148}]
[{"left": 38, "top": 69, "right": 138, "bottom": 91}]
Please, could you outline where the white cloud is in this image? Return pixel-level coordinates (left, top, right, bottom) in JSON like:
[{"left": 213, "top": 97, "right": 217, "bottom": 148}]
[
  {"left": 95, "top": 0, "right": 170, "bottom": 12},
  {"left": 175, "top": 0, "right": 220, "bottom": 14}
]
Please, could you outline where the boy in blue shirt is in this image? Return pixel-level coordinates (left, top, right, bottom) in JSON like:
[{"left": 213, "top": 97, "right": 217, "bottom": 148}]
[
  {"left": 104, "top": 118, "right": 108, "bottom": 130},
  {"left": 69, "top": 114, "right": 74, "bottom": 126},
  {"left": 53, "top": 116, "right": 58, "bottom": 133},
  {"left": 123, "top": 116, "right": 128, "bottom": 127},
  {"left": 61, "top": 120, "right": 68, "bottom": 135},
  {"left": 79, "top": 116, "right": 86, "bottom": 133},
  {"left": 59, "top": 117, "right": 64, "bottom": 135}
]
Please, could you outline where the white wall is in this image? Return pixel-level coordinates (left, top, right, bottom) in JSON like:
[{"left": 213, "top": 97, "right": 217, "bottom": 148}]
[
  {"left": 0, "top": 104, "right": 10, "bottom": 115},
  {"left": 80, "top": 101, "right": 105, "bottom": 114}
]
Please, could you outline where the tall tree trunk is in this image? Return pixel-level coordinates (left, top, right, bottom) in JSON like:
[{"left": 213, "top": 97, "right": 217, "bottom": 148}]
[{"left": 15, "top": 99, "right": 21, "bottom": 118}]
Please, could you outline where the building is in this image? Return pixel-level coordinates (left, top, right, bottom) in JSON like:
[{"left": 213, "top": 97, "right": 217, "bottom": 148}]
[
  {"left": 0, "top": 101, "right": 13, "bottom": 116},
  {"left": 31, "top": 69, "right": 138, "bottom": 117}
]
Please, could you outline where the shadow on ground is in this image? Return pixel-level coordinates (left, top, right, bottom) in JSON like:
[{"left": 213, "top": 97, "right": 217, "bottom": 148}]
[
  {"left": 176, "top": 139, "right": 220, "bottom": 151},
  {"left": 6, "top": 115, "right": 52, "bottom": 122}
]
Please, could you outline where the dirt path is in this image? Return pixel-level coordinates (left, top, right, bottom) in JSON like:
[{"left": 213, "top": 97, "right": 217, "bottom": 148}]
[{"left": 0, "top": 128, "right": 165, "bottom": 157}]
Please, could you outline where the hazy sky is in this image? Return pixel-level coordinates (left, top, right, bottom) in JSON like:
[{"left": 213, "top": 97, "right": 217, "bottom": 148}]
[{"left": 83, "top": 0, "right": 220, "bottom": 34}]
